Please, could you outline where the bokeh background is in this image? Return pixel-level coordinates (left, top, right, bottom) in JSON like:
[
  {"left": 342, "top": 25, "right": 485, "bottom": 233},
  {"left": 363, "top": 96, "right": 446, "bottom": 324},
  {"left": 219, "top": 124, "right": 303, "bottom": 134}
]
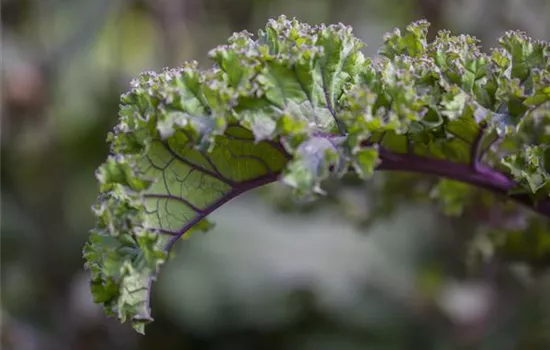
[{"left": 2, "top": 0, "right": 550, "bottom": 349}]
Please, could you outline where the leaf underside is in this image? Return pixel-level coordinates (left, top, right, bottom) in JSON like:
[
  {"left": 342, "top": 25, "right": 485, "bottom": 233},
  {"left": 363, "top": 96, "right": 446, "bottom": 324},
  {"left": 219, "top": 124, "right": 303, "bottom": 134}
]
[{"left": 84, "top": 16, "right": 550, "bottom": 333}]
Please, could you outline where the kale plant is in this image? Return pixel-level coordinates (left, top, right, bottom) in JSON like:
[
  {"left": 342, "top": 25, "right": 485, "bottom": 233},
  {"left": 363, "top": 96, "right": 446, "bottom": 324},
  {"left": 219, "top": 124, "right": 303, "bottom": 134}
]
[{"left": 84, "top": 16, "right": 550, "bottom": 333}]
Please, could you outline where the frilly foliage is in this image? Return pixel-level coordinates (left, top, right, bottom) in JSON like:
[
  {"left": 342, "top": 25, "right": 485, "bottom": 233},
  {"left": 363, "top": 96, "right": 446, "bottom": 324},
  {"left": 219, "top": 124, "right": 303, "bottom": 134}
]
[{"left": 84, "top": 16, "right": 550, "bottom": 333}]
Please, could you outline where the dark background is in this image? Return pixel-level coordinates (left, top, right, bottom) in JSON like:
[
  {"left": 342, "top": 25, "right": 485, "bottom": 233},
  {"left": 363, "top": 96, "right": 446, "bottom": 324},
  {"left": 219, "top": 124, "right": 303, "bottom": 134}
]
[{"left": 2, "top": 0, "right": 550, "bottom": 349}]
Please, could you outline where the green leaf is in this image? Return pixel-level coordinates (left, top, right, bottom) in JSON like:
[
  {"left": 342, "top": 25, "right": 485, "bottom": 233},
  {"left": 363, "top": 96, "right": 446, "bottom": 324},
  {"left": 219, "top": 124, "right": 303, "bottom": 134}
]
[
  {"left": 440, "top": 86, "right": 469, "bottom": 120},
  {"left": 498, "top": 31, "right": 549, "bottom": 81},
  {"left": 502, "top": 145, "right": 550, "bottom": 194},
  {"left": 379, "top": 20, "right": 430, "bottom": 59},
  {"left": 524, "top": 69, "right": 550, "bottom": 106},
  {"left": 86, "top": 16, "right": 550, "bottom": 334},
  {"left": 282, "top": 136, "right": 341, "bottom": 197},
  {"left": 352, "top": 147, "right": 380, "bottom": 179},
  {"left": 429, "top": 30, "right": 490, "bottom": 92},
  {"left": 85, "top": 15, "right": 367, "bottom": 332}
]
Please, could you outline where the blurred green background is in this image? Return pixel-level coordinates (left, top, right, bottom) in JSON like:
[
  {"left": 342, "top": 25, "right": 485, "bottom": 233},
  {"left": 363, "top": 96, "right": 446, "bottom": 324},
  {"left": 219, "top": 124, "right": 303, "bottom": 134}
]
[{"left": 2, "top": 0, "right": 550, "bottom": 349}]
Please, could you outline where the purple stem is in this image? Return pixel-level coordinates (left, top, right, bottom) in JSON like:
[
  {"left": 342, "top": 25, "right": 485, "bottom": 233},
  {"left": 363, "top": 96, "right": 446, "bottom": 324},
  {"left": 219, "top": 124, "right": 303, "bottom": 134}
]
[
  {"left": 374, "top": 146, "right": 550, "bottom": 217},
  {"left": 162, "top": 138, "right": 550, "bottom": 254}
]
